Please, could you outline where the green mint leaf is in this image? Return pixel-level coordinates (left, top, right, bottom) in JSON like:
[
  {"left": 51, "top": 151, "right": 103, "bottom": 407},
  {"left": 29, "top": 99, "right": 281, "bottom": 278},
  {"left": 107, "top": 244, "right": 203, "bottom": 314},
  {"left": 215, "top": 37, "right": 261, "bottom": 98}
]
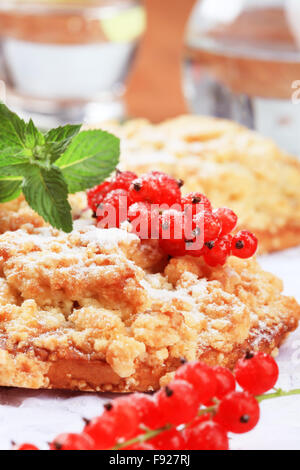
[
  {"left": 55, "top": 130, "right": 120, "bottom": 193},
  {"left": 0, "top": 178, "right": 22, "bottom": 202},
  {"left": 22, "top": 165, "right": 73, "bottom": 233},
  {"left": 0, "top": 104, "right": 120, "bottom": 233},
  {"left": 0, "top": 103, "right": 27, "bottom": 153},
  {"left": 0, "top": 153, "right": 29, "bottom": 167},
  {"left": 0, "top": 154, "right": 31, "bottom": 176},
  {"left": 0, "top": 104, "right": 44, "bottom": 162},
  {"left": 25, "top": 119, "right": 45, "bottom": 150},
  {"left": 44, "top": 124, "right": 82, "bottom": 163}
]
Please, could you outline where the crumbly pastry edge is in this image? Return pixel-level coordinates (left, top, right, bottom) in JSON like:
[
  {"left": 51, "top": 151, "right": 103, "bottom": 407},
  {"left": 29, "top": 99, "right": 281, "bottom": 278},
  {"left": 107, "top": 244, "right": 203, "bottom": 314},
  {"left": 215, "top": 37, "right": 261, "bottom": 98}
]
[
  {"left": 0, "top": 315, "right": 297, "bottom": 393},
  {"left": 255, "top": 225, "right": 300, "bottom": 254}
]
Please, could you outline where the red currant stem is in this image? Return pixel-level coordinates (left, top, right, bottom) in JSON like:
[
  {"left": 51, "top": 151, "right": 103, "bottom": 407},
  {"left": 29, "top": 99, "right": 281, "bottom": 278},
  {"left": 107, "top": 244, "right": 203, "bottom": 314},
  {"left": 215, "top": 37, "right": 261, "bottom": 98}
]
[
  {"left": 110, "top": 389, "right": 300, "bottom": 450},
  {"left": 256, "top": 388, "right": 300, "bottom": 403},
  {"left": 112, "top": 424, "right": 172, "bottom": 450},
  {"left": 111, "top": 405, "right": 217, "bottom": 450},
  {"left": 198, "top": 405, "right": 216, "bottom": 416}
]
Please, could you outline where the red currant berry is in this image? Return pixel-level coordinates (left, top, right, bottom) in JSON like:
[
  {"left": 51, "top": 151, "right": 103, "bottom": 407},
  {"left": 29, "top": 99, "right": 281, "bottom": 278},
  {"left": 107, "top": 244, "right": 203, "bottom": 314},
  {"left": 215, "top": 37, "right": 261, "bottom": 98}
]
[
  {"left": 128, "top": 202, "right": 160, "bottom": 239},
  {"left": 174, "top": 362, "right": 217, "bottom": 405},
  {"left": 16, "top": 443, "right": 39, "bottom": 451},
  {"left": 124, "top": 442, "right": 156, "bottom": 450},
  {"left": 206, "top": 367, "right": 236, "bottom": 405},
  {"left": 184, "top": 239, "right": 205, "bottom": 257},
  {"left": 84, "top": 413, "right": 118, "bottom": 449},
  {"left": 203, "top": 237, "right": 231, "bottom": 267},
  {"left": 159, "top": 238, "right": 187, "bottom": 257},
  {"left": 214, "top": 391, "right": 260, "bottom": 434},
  {"left": 214, "top": 366, "right": 236, "bottom": 399},
  {"left": 130, "top": 393, "right": 165, "bottom": 429},
  {"left": 96, "top": 188, "right": 129, "bottom": 228},
  {"left": 111, "top": 170, "right": 137, "bottom": 192},
  {"left": 193, "top": 210, "right": 221, "bottom": 242},
  {"left": 234, "top": 352, "right": 279, "bottom": 395},
  {"left": 181, "top": 192, "right": 212, "bottom": 216},
  {"left": 231, "top": 230, "right": 258, "bottom": 259},
  {"left": 160, "top": 210, "right": 184, "bottom": 240},
  {"left": 185, "top": 420, "right": 229, "bottom": 450},
  {"left": 50, "top": 433, "right": 94, "bottom": 450},
  {"left": 149, "top": 428, "right": 186, "bottom": 450},
  {"left": 159, "top": 210, "right": 187, "bottom": 257},
  {"left": 129, "top": 171, "right": 181, "bottom": 206},
  {"left": 156, "top": 380, "right": 199, "bottom": 426},
  {"left": 214, "top": 208, "right": 238, "bottom": 236},
  {"left": 87, "top": 181, "right": 113, "bottom": 213},
  {"left": 183, "top": 212, "right": 205, "bottom": 256},
  {"left": 102, "top": 397, "right": 140, "bottom": 440}
]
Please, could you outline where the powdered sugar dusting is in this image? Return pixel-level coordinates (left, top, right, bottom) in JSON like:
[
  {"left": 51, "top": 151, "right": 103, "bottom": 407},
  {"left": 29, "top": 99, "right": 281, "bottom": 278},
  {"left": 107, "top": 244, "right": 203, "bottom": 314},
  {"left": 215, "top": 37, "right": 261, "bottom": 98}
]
[{"left": 78, "top": 226, "right": 139, "bottom": 250}]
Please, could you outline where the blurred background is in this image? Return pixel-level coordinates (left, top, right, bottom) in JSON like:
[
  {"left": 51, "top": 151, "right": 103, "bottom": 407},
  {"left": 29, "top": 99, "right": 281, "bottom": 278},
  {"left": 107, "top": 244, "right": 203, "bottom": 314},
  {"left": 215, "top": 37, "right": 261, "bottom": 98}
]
[{"left": 0, "top": 0, "right": 300, "bottom": 153}]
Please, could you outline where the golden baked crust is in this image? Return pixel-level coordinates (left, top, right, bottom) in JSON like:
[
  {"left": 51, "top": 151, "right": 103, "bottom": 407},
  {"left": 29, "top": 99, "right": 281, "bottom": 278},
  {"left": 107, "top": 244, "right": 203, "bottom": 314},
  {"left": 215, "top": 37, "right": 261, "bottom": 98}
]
[
  {"left": 95, "top": 115, "right": 300, "bottom": 253},
  {"left": 0, "top": 193, "right": 88, "bottom": 235},
  {"left": 0, "top": 220, "right": 298, "bottom": 392}
]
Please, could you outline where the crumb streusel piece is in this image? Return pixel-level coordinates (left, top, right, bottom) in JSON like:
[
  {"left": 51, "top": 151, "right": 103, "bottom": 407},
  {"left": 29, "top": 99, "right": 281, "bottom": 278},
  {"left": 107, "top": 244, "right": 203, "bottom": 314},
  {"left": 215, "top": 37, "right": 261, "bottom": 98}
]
[
  {"left": 0, "top": 223, "right": 298, "bottom": 392},
  {"left": 94, "top": 115, "right": 300, "bottom": 253}
]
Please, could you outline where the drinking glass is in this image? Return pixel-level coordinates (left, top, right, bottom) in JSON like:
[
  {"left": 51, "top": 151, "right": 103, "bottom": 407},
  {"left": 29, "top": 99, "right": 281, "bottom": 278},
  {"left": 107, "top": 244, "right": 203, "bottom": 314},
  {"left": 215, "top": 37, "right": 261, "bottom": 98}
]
[
  {"left": 185, "top": 0, "right": 300, "bottom": 155},
  {"left": 0, "top": 0, "right": 145, "bottom": 128}
]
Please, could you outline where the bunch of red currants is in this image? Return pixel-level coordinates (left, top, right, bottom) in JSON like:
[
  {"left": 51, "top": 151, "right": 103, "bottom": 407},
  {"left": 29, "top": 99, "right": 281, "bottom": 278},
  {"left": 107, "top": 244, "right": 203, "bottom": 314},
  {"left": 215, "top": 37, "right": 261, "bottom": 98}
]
[
  {"left": 16, "top": 351, "right": 279, "bottom": 450},
  {"left": 86, "top": 170, "right": 257, "bottom": 267}
]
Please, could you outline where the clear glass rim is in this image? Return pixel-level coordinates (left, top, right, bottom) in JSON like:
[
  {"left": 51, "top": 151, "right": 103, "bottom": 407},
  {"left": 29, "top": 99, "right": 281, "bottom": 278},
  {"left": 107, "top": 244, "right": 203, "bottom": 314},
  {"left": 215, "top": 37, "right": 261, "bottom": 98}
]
[{"left": 0, "top": 0, "right": 141, "bottom": 14}]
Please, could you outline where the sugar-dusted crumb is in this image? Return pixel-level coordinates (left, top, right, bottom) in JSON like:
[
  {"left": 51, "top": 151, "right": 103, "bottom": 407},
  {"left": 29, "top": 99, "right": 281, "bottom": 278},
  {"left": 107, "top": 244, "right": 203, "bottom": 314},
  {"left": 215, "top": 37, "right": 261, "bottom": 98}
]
[{"left": 0, "top": 223, "right": 298, "bottom": 392}]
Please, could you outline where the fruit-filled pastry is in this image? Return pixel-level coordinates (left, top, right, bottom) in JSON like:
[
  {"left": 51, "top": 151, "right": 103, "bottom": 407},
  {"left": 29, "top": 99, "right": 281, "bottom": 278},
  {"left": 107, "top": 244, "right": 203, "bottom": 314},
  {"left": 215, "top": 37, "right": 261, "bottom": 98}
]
[
  {"left": 95, "top": 115, "right": 300, "bottom": 253},
  {"left": 0, "top": 103, "right": 298, "bottom": 393},
  {"left": 0, "top": 175, "right": 298, "bottom": 392}
]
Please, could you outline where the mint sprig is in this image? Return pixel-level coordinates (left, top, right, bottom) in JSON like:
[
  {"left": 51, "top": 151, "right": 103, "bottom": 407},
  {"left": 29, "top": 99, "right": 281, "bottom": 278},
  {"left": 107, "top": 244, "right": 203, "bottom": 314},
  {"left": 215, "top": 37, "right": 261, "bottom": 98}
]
[
  {"left": 0, "top": 103, "right": 120, "bottom": 232},
  {"left": 56, "top": 129, "right": 120, "bottom": 193}
]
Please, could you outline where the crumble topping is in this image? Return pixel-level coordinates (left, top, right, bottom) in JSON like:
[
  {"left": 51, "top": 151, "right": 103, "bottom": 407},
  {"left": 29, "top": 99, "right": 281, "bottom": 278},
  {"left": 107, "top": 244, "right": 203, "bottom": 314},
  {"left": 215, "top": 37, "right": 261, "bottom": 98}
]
[{"left": 0, "top": 223, "right": 298, "bottom": 387}]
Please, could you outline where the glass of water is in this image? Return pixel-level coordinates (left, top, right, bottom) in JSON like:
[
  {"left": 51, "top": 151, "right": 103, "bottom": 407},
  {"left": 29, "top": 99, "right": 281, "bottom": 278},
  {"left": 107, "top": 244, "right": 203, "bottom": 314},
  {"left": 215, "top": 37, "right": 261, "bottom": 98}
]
[
  {"left": 184, "top": 0, "right": 300, "bottom": 155},
  {"left": 0, "top": 0, "right": 145, "bottom": 128}
]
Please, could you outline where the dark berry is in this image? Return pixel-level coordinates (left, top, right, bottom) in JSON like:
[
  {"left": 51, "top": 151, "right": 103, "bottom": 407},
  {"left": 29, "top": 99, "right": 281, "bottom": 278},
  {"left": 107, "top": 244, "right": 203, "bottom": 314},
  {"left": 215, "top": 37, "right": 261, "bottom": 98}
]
[
  {"left": 213, "top": 366, "right": 236, "bottom": 399},
  {"left": 111, "top": 170, "right": 137, "bottom": 192},
  {"left": 203, "top": 236, "right": 231, "bottom": 267},
  {"left": 87, "top": 181, "right": 113, "bottom": 213},
  {"left": 234, "top": 352, "right": 279, "bottom": 395},
  {"left": 149, "top": 428, "right": 186, "bottom": 450},
  {"left": 124, "top": 442, "right": 156, "bottom": 450},
  {"left": 206, "top": 366, "right": 236, "bottom": 405},
  {"left": 159, "top": 238, "right": 187, "bottom": 257},
  {"left": 130, "top": 393, "right": 165, "bottom": 429},
  {"left": 214, "top": 207, "right": 238, "bottom": 236},
  {"left": 214, "top": 391, "right": 260, "bottom": 434},
  {"left": 129, "top": 171, "right": 181, "bottom": 206},
  {"left": 128, "top": 202, "right": 160, "bottom": 239},
  {"left": 50, "top": 433, "right": 94, "bottom": 450},
  {"left": 84, "top": 413, "right": 119, "bottom": 449},
  {"left": 185, "top": 420, "right": 229, "bottom": 450},
  {"left": 175, "top": 362, "right": 217, "bottom": 405},
  {"left": 160, "top": 210, "right": 184, "bottom": 240},
  {"left": 193, "top": 210, "right": 221, "bottom": 242},
  {"left": 15, "top": 443, "right": 39, "bottom": 451},
  {"left": 96, "top": 188, "right": 129, "bottom": 228},
  {"left": 159, "top": 210, "right": 187, "bottom": 256},
  {"left": 156, "top": 379, "right": 199, "bottom": 426},
  {"left": 231, "top": 230, "right": 258, "bottom": 259},
  {"left": 102, "top": 397, "right": 140, "bottom": 440},
  {"left": 181, "top": 192, "right": 212, "bottom": 216}
]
